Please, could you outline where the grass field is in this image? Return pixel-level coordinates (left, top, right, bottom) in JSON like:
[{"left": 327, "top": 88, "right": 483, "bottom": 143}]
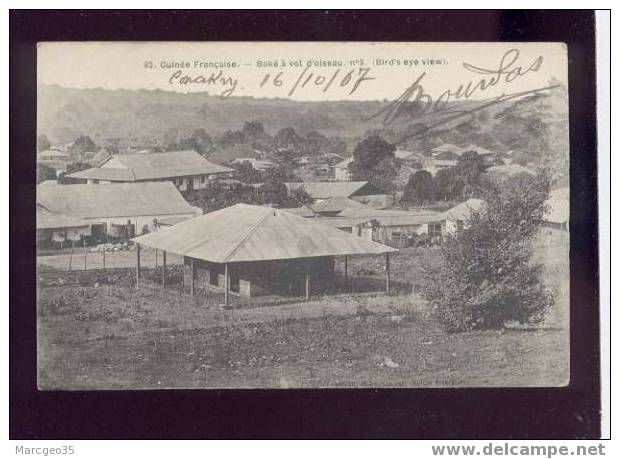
[{"left": 37, "top": 245, "right": 570, "bottom": 389}]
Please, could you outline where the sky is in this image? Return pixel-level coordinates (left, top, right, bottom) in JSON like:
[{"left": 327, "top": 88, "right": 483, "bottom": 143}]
[{"left": 38, "top": 42, "right": 567, "bottom": 102}]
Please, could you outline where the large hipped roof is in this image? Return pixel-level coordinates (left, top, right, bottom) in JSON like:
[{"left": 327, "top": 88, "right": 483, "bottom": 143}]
[
  {"left": 67, "top": 150, "right": 234, "bottom": 181},
  {"left": 37, "top": 182, "right": 198, "bottom": 219},
  {"left": 133, "top": 203, "right": 397, "bottom": 263}
]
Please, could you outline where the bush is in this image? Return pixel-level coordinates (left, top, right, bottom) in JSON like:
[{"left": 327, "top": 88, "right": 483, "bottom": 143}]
[{"left": 422, "top": 171, "right": 554, "bottom": 332}]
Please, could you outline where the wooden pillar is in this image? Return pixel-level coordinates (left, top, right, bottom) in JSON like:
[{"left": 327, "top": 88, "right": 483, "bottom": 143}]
[
  {"left": 385, "top": 252, "right": 391, "bottom": 295},
  {"left": 83, "top": 238, "right": 87, "bottom": 271},
  {"left": 155, "top": 249, "right": 158, "bottom": 268},
  {"left": 224, "top": 263, "right": 229, "bottom": 306},
  {"left": 162, "top": 250, "right": 167, "bottom": 289},
  {"left": 305, "top": 265, "right": 310, "bottom": 300},
  {"left": 102, "top": 249, "right": 106, "bottom": 269},
  {"left": 135, "top": 243, "right": 141, "bottom": 287},
  {"left": 190, "top": 258, "right": 195, "bottom": 296},
  {"left": 344, "top": 255, "right": 348, "bottom": 290}
]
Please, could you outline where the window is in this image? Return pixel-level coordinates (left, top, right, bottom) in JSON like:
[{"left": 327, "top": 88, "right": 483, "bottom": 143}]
[{"left": 200, "top": 175, "right": 206, "bottom": 184}]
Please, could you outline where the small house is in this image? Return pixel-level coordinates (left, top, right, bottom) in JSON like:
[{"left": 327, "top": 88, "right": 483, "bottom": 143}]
[
  {"left": 37, "top": 182, "right": 202, "bottom": 240},
  {"left": 65, "top": 150, "right": 235, "bottom": 191},
  {"left": 133, "top": 204, "right": 398, "bottom": 303}
]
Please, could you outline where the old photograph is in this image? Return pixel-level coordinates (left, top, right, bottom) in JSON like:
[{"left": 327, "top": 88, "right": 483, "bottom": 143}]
[{"left": 35, "top": 41, "right": 570, "bottom": 390}]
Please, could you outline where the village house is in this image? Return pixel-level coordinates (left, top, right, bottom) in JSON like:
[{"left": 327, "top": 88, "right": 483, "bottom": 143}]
[
  {"left": 283, "top": 197, "right": 443, "bottom": 247},
  {"left": 230, "top": 157, "right": 278, "bottom": 171},
  {"left": 333, "top": 157, "right": 353, "bottom": 181},
  {"left": 283, "top": 197, "right": 486, "bottom": 247},
  {"left": 441, "top": 198, "right": 486, "bottom": 236},
  {"left": 65, "top": 150, "right": 235, "bottom": 191},
  {"left": 132, "top": 203, "right": 397, "bottom": 304},
  {"left": 37, "top": 182, "right": 202, "bottom": 241}
]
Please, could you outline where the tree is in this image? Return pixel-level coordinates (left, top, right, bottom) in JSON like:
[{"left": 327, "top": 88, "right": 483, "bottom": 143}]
[
  {"left": 37, "top": 134, "right": 51, "bottom": 152},
  {"left": 456, "top": 151, "right": 488, "bottom": 198},
  {"left": 403, "top": 170, "right": 435, "bottom": 204},
  {"left": 233, "top": 161, "right": 264, "bottom": 184},
  {"left": 274, "top": 127, "right": 302, "bottom": 149},
  {"left": 434, "top": 167, "right": 463, "bottom": 201},
  {"left": 260, "top": 168, "right": 290, "bottom": 206},
  {"left": 287, "top": 185, "right": 312, "bottom": 207},
  {"left": 179, "top": 129, "right": 213, "bottom": 154},
  {"left": 422, "top": 171, "right": 554, "bottom": 332},
  {"left": 242, "top": 121, "right": 265, "bottom": 139},
  {"left": 69, "top": 135, "right": 97, "bottom": 158},
  {"left": 350, "top": 136, "right": 395, "bottom": 174},
  {"left": 349, "top": 135, "right": 399, "bottom": 190}
]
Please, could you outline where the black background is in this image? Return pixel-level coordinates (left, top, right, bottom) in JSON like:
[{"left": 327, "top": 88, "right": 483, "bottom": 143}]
[{"left": 9, "top": 10, "right": 601, "bottom": 439}]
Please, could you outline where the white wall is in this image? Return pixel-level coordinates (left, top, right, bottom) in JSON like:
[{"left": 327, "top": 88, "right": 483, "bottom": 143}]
[{"left": 82, "top": 212, "right": 197, "bottom": 235}]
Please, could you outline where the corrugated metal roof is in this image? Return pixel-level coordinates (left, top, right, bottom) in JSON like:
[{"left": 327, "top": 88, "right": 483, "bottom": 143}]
[
  {"left": 67, "top": 150, "right": 234, "bottom": 181},
  {"left": 334, "top": 157, "right": 353, "bottom": 168},
  {"left": 282, "top": 205, "right": 442, "bottom": 228},
  {"left": 442, "top": 199, "right": 486, "bottom": 221},
  {"left": 36, "top": 204, "right": 91, "bottom": 229},
  {"left": 133, "top": 203, "right": 397, "bottom": 263},
  {"left": 67, "top": 167, "right": 134, "bottom": 181},
  {"left": 432, "top": 143, "right": 462, "bottom": 153},
  {"left": 37, "top": 182, "right": 198, "bottom": 219},
  {"left": 487, "top": 164, "right": 535, "bottom": 176},
  {"left": 285, "top": 181, "right": 377, "bottom": 199},
  {"left": 309, "top": 197, "right": 370, "bottom": 213},
  {"left": 462, "top": 144, "right": 493, "bottom": 155}
]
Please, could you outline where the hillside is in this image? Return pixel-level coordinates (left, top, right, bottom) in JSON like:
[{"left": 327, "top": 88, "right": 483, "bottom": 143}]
[
  {"left": 37, "top": 84, "right": 569, "bottom": 182},
  {"left": 37, "top": 85, "right": 396, "bottom": 145}
]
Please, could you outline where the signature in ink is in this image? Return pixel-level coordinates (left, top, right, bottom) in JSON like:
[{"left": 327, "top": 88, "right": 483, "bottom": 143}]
[{"left": 364, "top": 49, "right": 560, "bottom": 141}]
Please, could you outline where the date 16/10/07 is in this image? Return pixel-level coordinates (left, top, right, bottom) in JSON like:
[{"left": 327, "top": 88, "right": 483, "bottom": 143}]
[{"left": 259, "top": 66, "right": 375, "bottom": 97}]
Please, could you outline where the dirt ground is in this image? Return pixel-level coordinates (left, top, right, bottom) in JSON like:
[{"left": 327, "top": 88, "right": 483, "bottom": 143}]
[
  {"left": 36, "top": 245, "right": 570, "bottom": 390},
  {"left": 37, "top": 246, "right": 183, "bottom": 272}
]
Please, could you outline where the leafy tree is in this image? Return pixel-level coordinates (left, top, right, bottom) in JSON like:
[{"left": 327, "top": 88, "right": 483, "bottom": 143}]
[
  {"left": 69, "top": 135, "right": 97, "bottom": 158},
  {"left": 350, "top": 136, "right": 395, "bottom": 173},
  {"left": 287, "top": 185, "right": 312, "bottom": 207},
  {"left": 37, "top": 164, "right": 57, "bottom": 183},
  {"left": 37, "top": 134, "right": 51, "bottom": 152},
  {"left": 260, "top": 168, "right": 290, "bottom": 206},
  {"left": 434, "top": 167, "right": 464, "bottom": 201},
  {"left": 274, "top": 127, "right": 302, "bottom": 149},
  {"left": 233, "top": 161, "right": 264, "bottom": 184},
  {"left": 457, "top": 151, "right": 486, "bottom": 189},
  {"left": 242, "top": 121, "right": 265, "bottom": 139},
  {"left": 422, "top": 171, "right": 554, "bottom": 332},
  {"left": 349, "top": 135, "right": 399, "bottom": 191},
  {"left": 403, "top": 170, "right": 435, "bottom": 204},
  {"left": 215, "top": 129, "right": 247, "bottom": 148},
  {"left": 184, "top": 180, "right": 262, "bottom": 213},
  {"left": 178, "top": 129, "right": 213, "bottom": 154}
]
